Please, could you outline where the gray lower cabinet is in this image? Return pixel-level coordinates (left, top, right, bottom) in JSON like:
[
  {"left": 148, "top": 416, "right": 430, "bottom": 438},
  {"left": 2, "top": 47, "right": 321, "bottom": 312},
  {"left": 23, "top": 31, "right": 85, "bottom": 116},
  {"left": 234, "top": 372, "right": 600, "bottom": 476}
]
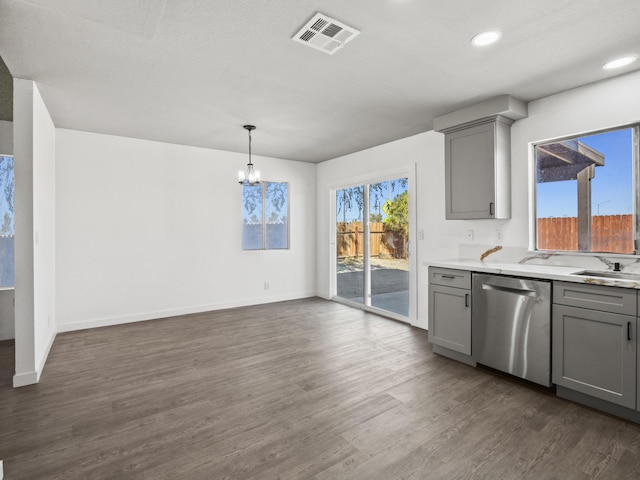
[
  {"left": 428, "top": 268, "right": 471, "bottom": 355},
  {"left": 552, "top": 304, "right": 637, "bottom": 409}
]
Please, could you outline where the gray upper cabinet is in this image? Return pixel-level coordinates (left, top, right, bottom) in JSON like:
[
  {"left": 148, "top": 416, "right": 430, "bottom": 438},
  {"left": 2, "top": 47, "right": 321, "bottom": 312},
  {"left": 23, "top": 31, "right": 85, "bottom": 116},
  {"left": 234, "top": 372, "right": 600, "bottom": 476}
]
[
  {"left": 428, "top": 267, "right": 471, "bottom": 355},
  {"left": 442, "top": 115, "right": 513, "bottom": 220}
]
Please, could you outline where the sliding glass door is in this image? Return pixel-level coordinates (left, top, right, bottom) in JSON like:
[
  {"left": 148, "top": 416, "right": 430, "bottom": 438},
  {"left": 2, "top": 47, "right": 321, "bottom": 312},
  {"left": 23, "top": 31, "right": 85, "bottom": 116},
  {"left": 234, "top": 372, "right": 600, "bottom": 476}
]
[
  {"left": 369, "top": 180, "right": 409, "bottom": 316},
  {"left": 335, "top": 177, "right": 410, "bottom": 319},
  {"left": 336, "top": 185, "right": 365, "bottom": 306}
]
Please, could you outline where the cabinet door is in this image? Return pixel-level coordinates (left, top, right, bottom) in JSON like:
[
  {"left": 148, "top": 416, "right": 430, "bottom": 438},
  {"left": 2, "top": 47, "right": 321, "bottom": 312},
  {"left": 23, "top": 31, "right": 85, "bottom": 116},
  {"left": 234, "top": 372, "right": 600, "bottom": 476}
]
[
  {"left": 445, "top": 121, "right": 495, "bottom": 219},
  {"left": 553, "top": 304, "right": 636, "bottom": 409},
  {"left": 428, "top": 284, "right": 471, "bottom": 355}
]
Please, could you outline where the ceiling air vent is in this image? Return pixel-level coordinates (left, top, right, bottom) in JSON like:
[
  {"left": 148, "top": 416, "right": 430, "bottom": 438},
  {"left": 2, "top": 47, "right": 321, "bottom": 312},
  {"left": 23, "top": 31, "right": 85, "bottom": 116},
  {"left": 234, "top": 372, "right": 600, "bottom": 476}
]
[{"left": 292, "top": 12, "right": 360, "bottom": 55}]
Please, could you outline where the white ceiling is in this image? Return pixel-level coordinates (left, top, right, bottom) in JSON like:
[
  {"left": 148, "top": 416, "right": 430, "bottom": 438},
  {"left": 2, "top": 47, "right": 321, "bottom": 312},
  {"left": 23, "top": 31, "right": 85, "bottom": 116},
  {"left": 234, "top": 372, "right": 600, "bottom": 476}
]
[{"left": 0, "top": 0, "right": 639, "bottom": 163}]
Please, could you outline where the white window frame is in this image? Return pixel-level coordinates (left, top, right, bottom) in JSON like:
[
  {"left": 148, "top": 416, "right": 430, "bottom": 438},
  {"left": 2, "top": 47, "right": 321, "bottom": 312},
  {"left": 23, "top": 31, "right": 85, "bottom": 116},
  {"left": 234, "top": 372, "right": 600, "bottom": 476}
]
[
  {"left": 241, "top": 181, "right": 290, "bottom": 251},
  {"left": 531, "top": 124, "right": 640, "bottom": 255}
]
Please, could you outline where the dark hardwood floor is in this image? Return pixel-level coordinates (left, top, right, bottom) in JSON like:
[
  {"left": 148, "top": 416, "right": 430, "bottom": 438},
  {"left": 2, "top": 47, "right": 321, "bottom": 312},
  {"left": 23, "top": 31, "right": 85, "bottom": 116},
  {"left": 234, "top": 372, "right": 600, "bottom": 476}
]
[{"left": 1, "top": 297, "right": 640, "bottom": 479}]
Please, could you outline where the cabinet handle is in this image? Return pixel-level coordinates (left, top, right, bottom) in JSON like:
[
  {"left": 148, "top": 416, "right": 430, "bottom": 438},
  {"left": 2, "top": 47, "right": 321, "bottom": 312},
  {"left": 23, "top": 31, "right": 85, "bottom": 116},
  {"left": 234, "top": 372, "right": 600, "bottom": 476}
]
[
  {"left": 441, "top": 275, "right": 456, "bottom": 280},
  {"left": 489, "top": 202, "right": 495, "bottom": 216},
  {"left": 628, "top": 322, "right": 632, "bottom": 341},
  {"left": 465, "top": 293, "right": 470, "bottom": 307}
]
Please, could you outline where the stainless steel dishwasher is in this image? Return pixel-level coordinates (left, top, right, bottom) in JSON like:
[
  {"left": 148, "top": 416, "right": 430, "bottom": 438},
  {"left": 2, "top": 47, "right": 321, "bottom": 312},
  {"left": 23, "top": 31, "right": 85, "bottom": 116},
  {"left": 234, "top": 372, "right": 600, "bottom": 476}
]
[{"left": 472, "top": 273, "right": 552, "bottom": 387}]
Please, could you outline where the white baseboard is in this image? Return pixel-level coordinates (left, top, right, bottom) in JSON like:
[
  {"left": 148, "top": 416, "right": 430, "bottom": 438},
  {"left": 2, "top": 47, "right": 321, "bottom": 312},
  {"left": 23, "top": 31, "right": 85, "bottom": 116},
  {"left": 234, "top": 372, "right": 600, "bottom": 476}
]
[
  {"left": 13, "top": 370, "right": 38, "bottom": 387},
  {"left": 57, "top": 292, "right": 317, "bottom": 333},
  {"left": 12, "top": 329, "right": 57, "bottom": 387},
  {"left": 36, "top": 329, "right": 56, "bottom": 380}
]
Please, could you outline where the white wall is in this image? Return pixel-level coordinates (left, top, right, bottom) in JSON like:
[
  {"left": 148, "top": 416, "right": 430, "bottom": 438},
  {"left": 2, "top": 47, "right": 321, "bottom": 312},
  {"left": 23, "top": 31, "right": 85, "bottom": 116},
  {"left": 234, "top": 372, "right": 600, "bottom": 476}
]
[
  {"left": 0, "top": 121, "right": 14, "bottom": 340},
  {"left": 316, "top": 69, "right": 640, "bottom": 330},
  {"left": 55, "top": 129, "right": 316, "bottom": 331},
  {"left": 32, "top": 84, "right": 56, "bottom": 370},
  {"left": 316, "top": 131, "right": 460, "bottom": 330},
  {"left": 13, "top": 79, "right": 56, "bottom": 387},
  {"left": 448, "top": 70, "right": 640, "bottom": 251},
  {"left": 511, "top": 70, "right": 640, "bottom": 250}
]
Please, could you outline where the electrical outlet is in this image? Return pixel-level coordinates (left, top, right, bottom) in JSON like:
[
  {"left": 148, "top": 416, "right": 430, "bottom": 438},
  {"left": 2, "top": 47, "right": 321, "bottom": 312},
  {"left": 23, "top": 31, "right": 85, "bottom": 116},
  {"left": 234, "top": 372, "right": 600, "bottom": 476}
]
[
  {"left": 418, "top": 229, "right": 425, "bottom": 240},
  {"left": 264, "top": 282, "right": 269, "bottom": 290},
  {"left": 466, "top": 229, "right": 474, "bottom": 241},
  {"left": 495, "top": 229, "right": 503, "bottom": 242}
]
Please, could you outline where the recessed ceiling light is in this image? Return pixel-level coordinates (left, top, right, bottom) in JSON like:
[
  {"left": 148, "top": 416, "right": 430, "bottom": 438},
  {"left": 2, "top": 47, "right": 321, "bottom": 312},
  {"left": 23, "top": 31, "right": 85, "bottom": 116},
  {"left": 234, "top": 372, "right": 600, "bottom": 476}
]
[
  {"left": 602, "top": 55, "right": 637, "bottom": 70},
  {"left": 471, "top": 30, "right": 502, "bottom": 47}
]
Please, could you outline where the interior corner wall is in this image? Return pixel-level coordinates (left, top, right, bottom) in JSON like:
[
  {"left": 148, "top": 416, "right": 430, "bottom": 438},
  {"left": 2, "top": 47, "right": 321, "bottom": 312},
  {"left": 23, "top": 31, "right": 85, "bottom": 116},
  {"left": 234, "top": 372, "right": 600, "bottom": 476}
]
[
  {"left": 13, "top": 79, "right": 56, "bottom": 387},
  {"left": 32, "top": 82, "right": 56, "bottom": 371},
  {"left": 55, "top": 129, "right": 317, "bottom": 332}
]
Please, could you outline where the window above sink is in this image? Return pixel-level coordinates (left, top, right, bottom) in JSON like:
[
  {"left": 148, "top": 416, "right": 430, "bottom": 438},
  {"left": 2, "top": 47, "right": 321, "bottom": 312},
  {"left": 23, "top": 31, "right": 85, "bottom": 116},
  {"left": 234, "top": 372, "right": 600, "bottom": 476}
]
[{"left": 533, "top": 124, "right": 639, "bottom": 255}]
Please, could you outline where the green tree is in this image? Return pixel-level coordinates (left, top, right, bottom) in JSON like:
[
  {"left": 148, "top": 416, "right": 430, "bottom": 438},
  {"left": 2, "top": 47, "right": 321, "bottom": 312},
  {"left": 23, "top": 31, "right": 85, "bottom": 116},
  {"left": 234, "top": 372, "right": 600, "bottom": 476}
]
[
  {"left": 384, "top": 190, "right": 408, "bottom": 246},
  {"left": 242, "top": 184, "right": 262, "bottom": 218},
  {"left": 0, "top": 156, "right": 13, "bottom": 214},
  {"left": 337, "top": 179, "right": 408, "bottom": 223},
  {"left": 336, "top": 186, "right": 364, "bottom": 222},
  {"left": 244, "top": 182, "right": 288, "bottom": 219},
  {"left": 266, "top": 182, "right": 287, "bottom": 212}
]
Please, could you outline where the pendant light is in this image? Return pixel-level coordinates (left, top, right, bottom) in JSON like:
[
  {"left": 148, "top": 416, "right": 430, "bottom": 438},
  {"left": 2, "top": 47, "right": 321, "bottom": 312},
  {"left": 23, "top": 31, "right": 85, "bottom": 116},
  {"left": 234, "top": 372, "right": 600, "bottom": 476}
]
[{"left": 238, "top": 125, "right": 260, "bottom": 185}]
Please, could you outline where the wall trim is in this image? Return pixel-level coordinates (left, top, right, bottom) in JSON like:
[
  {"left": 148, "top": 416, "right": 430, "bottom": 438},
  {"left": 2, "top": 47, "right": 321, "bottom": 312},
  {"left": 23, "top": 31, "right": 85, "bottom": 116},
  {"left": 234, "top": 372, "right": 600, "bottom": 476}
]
[
  {"left": 13, "top": 370, "right": 38, "bottom": 388},
  {"left": 36, "top": 329, "right": 56, "bottom": 380},
  {"left": 57, "top": 292, "right": 317, "bottom": 333},
  {"left": 12, "top": 328, "right": 56, "bottom": 387}
]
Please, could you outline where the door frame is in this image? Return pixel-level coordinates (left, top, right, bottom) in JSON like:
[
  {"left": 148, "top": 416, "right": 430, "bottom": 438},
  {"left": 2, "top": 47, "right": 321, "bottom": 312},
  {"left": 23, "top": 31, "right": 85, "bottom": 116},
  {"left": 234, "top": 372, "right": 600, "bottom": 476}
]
[{"left": 329, "top": 165, "right": 417, "bottom": 324}]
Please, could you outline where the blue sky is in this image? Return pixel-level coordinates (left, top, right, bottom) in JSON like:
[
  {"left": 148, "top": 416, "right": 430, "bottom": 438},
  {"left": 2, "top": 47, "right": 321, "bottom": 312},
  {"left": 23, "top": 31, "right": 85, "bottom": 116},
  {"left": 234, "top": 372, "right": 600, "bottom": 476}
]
[
  {"left": 337, "top": 178, "right": 408, "bottom": 222},
  {"left": 536, "top": 128, "right": 633, "bottom": 218}
]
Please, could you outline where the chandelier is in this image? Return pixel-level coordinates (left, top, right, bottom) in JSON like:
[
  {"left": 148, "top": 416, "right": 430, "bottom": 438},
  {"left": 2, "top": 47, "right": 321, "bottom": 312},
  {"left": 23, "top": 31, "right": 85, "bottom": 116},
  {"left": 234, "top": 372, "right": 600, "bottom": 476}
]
[{"left": 238, "top": 125, "right": 260, "bottom": 185}]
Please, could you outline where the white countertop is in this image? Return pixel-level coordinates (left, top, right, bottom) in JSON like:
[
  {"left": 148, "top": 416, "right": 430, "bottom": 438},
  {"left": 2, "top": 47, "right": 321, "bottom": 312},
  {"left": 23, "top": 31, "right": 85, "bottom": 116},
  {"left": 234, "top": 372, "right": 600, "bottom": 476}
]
[{"left": 425, "top": 258, "right": 640, "bottom": 289}]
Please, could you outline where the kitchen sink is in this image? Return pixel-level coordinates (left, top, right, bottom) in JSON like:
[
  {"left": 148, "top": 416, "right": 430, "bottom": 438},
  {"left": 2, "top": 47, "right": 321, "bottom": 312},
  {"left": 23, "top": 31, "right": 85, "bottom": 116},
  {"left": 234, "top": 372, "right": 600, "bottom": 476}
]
[{"left": 575, "top": 270, "right": 640, "bottom": 281}]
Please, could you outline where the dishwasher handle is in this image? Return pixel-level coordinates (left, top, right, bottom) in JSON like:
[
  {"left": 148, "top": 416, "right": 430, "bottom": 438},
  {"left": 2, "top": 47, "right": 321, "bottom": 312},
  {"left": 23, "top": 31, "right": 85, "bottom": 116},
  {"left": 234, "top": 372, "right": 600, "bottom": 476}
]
[{"left": 481, "top": 283, "right": 538, "bottom": 297}]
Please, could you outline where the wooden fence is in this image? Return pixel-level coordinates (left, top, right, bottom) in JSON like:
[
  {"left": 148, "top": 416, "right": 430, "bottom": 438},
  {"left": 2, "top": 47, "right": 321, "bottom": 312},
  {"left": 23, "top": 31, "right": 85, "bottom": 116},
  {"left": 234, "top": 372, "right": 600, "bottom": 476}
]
[
  {"left": 337, "top": 222, "right": 406, "bottom": 258},
  {"left": 537, "top": 215, "right": 633, "bottom": 253}
]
